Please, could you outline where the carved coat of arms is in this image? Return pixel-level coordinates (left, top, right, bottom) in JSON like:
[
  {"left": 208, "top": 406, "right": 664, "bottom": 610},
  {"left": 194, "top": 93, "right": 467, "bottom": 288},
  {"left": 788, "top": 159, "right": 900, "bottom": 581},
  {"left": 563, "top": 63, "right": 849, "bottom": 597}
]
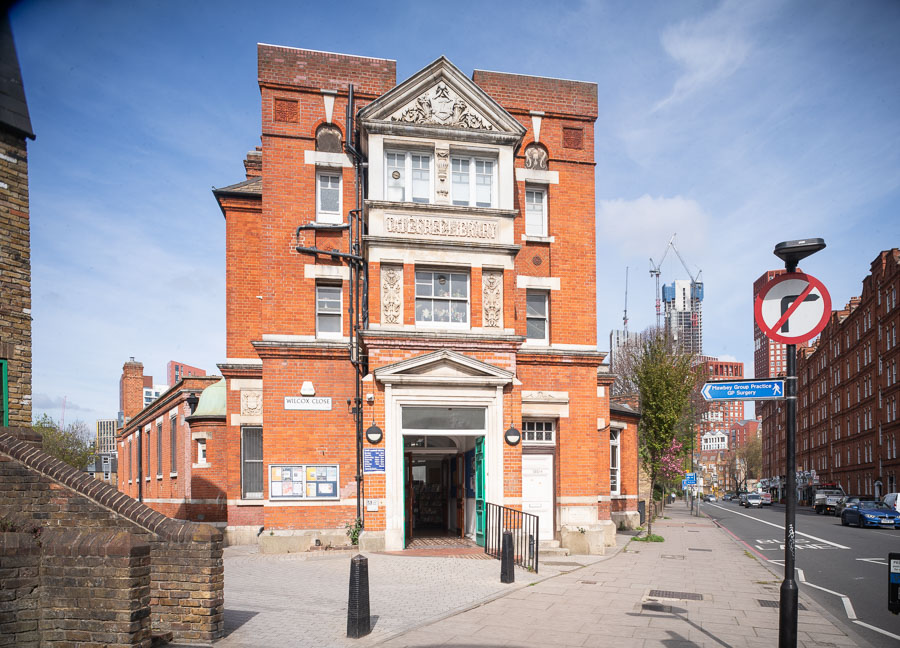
[{"left": 392, "top": 82, "right": 493, "bottom": 131}]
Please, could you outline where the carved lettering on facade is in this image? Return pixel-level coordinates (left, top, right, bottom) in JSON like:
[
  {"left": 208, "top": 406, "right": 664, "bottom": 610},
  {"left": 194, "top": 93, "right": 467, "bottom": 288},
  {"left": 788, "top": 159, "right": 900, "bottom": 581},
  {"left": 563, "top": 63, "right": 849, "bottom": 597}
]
[
  {"left": 241, "top": 390, "right": 263, "bottom": 416},
  {"left": 391, "top": 82, "right": 494, "bottom": 131},
  {"left": 381, "top": 265, "right": 403, "bottom": 325},
  {"left": 384, "top": 215, "right": 498, "bottom": 241},
  {"left": 482, "top": 271, "right": 503, "bottom": 328}
]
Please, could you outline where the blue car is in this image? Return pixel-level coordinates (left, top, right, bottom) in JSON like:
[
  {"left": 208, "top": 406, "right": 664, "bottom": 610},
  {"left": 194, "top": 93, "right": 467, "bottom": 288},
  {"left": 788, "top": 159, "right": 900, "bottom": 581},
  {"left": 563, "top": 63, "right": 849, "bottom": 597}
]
[{"left": 840, "top": 500, "right": 900, "bottom": 528}]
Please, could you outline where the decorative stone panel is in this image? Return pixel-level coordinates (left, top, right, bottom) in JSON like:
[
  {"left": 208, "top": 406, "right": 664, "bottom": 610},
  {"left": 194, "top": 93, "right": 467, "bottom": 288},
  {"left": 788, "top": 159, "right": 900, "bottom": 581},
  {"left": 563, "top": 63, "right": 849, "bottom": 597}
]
[
  {"left": 241, "top": 389, "right": 263, "bottom": 415},
  {"left": 482, "top": 270, "right": 503, "bottom": 329},
  {"left": 381, "top": 265, "right": 403, "bottom": 325}
]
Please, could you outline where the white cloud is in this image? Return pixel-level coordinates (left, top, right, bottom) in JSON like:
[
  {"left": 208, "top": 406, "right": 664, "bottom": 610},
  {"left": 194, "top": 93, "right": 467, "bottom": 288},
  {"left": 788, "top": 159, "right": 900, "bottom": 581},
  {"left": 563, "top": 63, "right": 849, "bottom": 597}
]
[
  {"left": 597, "top": 194, "right": 709, "bottom": 266},
  {"left": 653, "top": 0, "right": 772, "bottom": 111},
  {"left": 32, "top": 394, "right": 91, "bottom": 412}
]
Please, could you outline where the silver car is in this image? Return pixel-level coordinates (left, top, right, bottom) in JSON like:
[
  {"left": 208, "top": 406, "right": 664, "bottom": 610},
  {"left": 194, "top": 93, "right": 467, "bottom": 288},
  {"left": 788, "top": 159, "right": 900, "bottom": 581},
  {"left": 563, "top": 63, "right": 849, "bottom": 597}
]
[{"left": 744, "top": 493, "right": 762, "bottom": 508}]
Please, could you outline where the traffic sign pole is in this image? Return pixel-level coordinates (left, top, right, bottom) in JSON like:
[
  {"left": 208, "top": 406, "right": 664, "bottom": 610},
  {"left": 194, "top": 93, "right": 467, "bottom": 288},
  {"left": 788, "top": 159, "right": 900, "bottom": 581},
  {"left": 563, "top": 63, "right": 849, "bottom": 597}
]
[
  {"left": 766, "top": 238, "right": 826, "bottom": 648},
  {"left": 780, "top": 341, "right": 799, "bottom": 648}
]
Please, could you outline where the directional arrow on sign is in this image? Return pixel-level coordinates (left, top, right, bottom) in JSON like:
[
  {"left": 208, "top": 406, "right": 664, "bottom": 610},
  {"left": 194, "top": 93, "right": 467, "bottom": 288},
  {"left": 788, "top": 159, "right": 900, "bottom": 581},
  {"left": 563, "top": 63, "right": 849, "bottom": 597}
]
[{"left": 701, "top": 380, "right": 785, "bottom": 401}]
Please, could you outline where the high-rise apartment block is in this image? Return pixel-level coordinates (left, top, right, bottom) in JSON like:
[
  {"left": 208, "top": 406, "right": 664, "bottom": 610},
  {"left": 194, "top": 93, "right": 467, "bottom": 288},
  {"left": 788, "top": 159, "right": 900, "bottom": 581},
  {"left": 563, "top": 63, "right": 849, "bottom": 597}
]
[
  {"left": 760, "top": 250, "right": 900, "bottom": 501},
  {"left": 96, "top": 418, "right": 117, "bottom": 454},
  {"left": 663, "top": 279, "right": 703, "bottom": 355}
]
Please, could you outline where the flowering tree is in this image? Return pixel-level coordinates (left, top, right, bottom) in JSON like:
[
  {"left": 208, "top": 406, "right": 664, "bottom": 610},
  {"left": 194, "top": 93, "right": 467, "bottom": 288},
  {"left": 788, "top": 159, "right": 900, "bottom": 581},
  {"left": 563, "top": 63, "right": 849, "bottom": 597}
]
[{"left": 630, "top": 331, "right": 699, "bottom": 537}]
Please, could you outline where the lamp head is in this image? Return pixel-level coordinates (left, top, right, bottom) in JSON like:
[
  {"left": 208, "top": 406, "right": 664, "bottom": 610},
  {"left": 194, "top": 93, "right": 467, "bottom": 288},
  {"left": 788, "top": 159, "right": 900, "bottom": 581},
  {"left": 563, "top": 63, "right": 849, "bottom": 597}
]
[{"left": 773, "top": 238, "right": 826, "bottom": 271}]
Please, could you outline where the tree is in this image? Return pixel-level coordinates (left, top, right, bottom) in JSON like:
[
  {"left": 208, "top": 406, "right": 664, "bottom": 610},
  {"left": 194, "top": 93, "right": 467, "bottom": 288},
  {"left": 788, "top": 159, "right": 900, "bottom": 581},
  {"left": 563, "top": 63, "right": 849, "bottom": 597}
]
[
  {"left": 738, "top": 435, "right": 762, "bottom": 482},
  {"left": 33, "top": 414, "right": 94, "bottom": 470},
  {"left": 630, "top": 332, "right": 700, "bottom": 537}
]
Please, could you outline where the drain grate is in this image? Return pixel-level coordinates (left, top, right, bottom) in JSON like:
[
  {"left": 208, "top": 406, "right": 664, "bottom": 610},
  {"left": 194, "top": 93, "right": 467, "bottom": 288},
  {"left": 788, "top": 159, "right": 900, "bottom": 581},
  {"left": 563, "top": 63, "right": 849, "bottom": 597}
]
[
  {"left": 758, "top": 599, "right": 806, "bottom": 610},
  {"left": 687, "top": 530, "right": 700, "bottom": 533},
  {"left": 688, "top": 548, "right": 712, "bottom": 552},
  {"left": 661, "top": 554, "right": 685, "bottom": 560},
  {"left": 579, "top": 580, "right": 597, "bottom": 585},
  {"left": 649, "top": 590, "right": 703, "bottom": 601},
  {"left": 542, "top": 561, "right": 584, "bottom": 567}
]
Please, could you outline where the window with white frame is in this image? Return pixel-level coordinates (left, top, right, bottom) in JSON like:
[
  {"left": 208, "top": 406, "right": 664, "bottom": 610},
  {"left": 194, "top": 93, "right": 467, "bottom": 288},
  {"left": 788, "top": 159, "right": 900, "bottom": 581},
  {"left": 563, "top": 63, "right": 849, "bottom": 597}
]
[
  {"left": 451, "top": 156, "right": 495, "bottom": 207},
  {"left": 385, "top": 151, "right": 431, "bottom": 203},
  {"left": 523, "top": 420, "right": 555, "bottom": 445},
  {"left": 525, "top": 187, "right": 547, "bottom": 237},
  {"left": 415, "top": 270, "right": 468, "bottom": 325},
  {"left": 316, "top": 283, "right": 342, "bottom": 337},
  {"left": 610, "top": 429, "right": 621, "bottom": 494},
  {"left": 197, "top": 438, "right": 207, "bottom": 464},
  {"left": 316, "top": 172, "right": 342, "bottom": 223},
  {"left": 526, "top": 291, "right": 548, "bottom": 343}
]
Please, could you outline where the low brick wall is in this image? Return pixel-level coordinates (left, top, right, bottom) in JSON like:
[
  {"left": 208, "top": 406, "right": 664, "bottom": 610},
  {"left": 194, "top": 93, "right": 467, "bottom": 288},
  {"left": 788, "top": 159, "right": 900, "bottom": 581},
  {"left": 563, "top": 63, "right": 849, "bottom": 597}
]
[
  {"left": 0, "top": 532, "right": 40, "bottom": 647},
  {"left": 0, "top": 428, "right": 224, "bottom": 643},
  {"left": 40, "top": 529, "right": 151, "bottom": 647}
]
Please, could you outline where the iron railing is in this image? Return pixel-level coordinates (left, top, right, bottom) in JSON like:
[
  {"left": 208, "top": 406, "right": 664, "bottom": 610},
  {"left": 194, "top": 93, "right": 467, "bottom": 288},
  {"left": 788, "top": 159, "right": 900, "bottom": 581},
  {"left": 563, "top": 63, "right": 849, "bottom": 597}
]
[{"left": 484, "top": 502, "right": 539, "bottom": 573}]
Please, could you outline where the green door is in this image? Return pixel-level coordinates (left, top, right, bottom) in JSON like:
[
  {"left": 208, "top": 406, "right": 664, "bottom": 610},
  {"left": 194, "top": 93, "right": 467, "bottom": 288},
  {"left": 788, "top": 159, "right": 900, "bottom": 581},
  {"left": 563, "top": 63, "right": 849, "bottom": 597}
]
[{"left": 475, "top": 436, "right": 485, "bottom": 546}]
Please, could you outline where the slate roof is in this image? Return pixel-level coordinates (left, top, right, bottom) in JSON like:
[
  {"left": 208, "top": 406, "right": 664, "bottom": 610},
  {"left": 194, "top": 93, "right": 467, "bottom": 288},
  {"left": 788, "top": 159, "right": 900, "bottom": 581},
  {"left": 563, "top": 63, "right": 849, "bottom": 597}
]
[
  {"left": 213, "top": 177, "right": 261, "bottom": 196},
  {"left": 0, "top": 16, "right": 34, "bottom": 140}
]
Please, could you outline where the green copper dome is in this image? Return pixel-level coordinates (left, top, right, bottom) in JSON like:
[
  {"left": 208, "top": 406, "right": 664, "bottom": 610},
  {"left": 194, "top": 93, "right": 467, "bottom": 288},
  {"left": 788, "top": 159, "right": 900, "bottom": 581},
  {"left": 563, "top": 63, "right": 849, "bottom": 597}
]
[{"left": 192, "top": 377, "right": 226, "bottom": 416}]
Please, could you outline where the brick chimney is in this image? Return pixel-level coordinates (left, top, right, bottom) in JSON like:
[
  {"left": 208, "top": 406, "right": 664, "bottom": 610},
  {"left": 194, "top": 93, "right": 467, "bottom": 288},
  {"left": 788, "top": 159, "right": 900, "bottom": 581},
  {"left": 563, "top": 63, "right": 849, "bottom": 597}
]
[
  {"left": 244, "top": 146, "right": 262, "bottom": 179},
  {"left": 120, "top": 357, "right": 145, "bottom": 422}
]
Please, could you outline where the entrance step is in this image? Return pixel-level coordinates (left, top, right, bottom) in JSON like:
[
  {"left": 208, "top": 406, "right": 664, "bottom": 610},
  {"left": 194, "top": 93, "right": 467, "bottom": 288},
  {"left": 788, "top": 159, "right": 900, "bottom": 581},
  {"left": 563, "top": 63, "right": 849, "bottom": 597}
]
[
  {"left": 539, "top": 539, "right": 561, "bottom": 549},
  {"left": 539, "top": 546, "right": 570, "bottom": 557}
]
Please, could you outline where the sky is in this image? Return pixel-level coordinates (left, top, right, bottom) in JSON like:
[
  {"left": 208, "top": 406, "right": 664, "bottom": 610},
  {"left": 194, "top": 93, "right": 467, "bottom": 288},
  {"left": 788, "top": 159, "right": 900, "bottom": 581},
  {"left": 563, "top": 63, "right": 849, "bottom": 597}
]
[{"left": 9, "top": 0, "right": 900, "bottom": 428}]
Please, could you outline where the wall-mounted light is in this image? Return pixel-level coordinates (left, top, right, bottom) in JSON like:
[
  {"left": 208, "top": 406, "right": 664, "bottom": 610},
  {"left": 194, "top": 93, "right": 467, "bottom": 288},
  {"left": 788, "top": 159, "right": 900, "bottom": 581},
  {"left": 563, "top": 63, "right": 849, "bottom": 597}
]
[
  {"left": 504, "top": 426, "right": 521, "bottom": 446},
  {"left": 365, "top": 423, "right": 383, "bottom": 445},
  {"left": 186, "top": 394, "right": 200, "bottom": 415}
]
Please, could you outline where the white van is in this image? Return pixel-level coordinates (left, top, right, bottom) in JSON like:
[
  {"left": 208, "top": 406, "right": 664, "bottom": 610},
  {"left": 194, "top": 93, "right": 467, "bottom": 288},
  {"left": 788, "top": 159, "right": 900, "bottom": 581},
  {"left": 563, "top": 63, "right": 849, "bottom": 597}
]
[{"left": 883, "top": 493, "right": 899, "bottom": 513}]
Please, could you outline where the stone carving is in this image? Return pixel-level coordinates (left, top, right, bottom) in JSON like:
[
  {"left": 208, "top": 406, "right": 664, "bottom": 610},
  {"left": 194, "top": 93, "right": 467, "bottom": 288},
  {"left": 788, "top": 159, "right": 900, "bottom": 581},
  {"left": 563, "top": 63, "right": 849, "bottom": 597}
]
[
  {"left": 241, "top": 390, "right": 263, "bottom": 416},
  {"left": 316, "top": 124, "right": 342, "bottom": 153},
  {"left": 435, "top": 148, "right": 450, "bottom": 199},
  {"left": 391, "top": 82, "right": 494, "bottom": 130},
  {"left": 524, "top": 144, "right": 549, "bottom": 170},
  {"left": 381, "top": 266, "right": 403, "bottom": 325},
  {"left": 482, "top": 271, "right": 503, "bottom": 328}
]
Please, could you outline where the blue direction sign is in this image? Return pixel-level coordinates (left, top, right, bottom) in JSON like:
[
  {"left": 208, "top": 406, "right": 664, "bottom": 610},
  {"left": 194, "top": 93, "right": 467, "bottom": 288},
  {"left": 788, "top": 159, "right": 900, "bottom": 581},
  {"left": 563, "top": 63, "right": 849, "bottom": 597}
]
[
  {"left": 701, "top": 380, "right": 785, "bottom": 401},
  {"left": 684, "top": 472, "right": 697, "bottom": 486}
]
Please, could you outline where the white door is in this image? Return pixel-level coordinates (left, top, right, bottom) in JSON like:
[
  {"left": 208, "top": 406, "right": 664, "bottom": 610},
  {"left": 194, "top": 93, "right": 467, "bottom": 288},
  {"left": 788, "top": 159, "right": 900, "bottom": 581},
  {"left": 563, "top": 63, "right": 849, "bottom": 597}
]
[{"left": 522, "top": 454, "right": 554, "bottom": 541}]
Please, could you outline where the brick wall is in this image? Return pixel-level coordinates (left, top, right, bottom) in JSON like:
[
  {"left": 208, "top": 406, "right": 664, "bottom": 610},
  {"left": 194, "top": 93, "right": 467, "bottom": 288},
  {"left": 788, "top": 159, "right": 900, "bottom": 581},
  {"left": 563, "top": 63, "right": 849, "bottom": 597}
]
[
  {"left": 0, "top": 428, "right": 224, "bottom": 644},
  {"left": 0, "top": 130, "right": 31, "bottom": 426},
  {"left": 0, "top": 532, "right": 39, "bottom": 646}
]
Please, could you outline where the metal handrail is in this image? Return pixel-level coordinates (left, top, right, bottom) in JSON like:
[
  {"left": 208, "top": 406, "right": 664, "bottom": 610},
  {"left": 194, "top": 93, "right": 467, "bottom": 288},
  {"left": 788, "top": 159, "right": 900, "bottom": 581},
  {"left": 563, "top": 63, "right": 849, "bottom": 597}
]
[{"left": 484, "top": 502, "right": 539, "bottom": 573}]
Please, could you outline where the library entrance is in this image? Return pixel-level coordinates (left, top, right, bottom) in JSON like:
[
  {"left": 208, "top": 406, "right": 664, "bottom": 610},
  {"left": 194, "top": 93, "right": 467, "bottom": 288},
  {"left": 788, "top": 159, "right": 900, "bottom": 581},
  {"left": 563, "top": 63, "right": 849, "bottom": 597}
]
[{"left": 403, "top": 434, "right": 484, "bottom": 547}]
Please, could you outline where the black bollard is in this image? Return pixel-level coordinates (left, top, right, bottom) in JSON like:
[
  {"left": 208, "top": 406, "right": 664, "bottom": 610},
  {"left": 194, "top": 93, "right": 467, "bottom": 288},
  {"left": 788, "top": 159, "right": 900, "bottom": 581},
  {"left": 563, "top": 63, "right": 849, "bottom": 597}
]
[
  {"left": 347, "top": 554, "right": 371, "bottom": 638},
  {"left": 500, "top": 530, "right": 514, "bottom": 584}
]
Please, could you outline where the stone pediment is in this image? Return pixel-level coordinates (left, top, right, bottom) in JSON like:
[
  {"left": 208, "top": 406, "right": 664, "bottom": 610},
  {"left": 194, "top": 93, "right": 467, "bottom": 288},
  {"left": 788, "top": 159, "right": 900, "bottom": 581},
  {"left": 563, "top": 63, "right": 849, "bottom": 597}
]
[
  {"left": 359, "top": 57, "right": 526, "bottom": 138},
  {"left": 374, "top": 349, "right": 513, "bottom": 386}
]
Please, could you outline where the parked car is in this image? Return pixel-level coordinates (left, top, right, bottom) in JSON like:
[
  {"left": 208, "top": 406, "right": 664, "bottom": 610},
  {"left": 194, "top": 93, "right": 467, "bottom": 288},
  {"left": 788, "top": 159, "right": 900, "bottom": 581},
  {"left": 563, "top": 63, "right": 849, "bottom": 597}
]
[
  {"left": 834, "top": 496, "right": 864, "bottom": 518},
  {"left": 760, "top": 492, "right": 772, "bottom": 506},
  {"left": 883, "top": 493, "right": 900, "bottom": 513},
  {"left": 722, "top": 494, "right": 732, "bottom": 502},
  {"left": 744, "top": 493, "right": 762, "bottom": 508},
  {"left": 708, "top": 494, "right": 717, "bottom": 502},
  {"left": 840, "top": 500, "right": 900, "bottom": 528},
  {"left": 738, "top": 493, "right": 749, "bottom": 506}
]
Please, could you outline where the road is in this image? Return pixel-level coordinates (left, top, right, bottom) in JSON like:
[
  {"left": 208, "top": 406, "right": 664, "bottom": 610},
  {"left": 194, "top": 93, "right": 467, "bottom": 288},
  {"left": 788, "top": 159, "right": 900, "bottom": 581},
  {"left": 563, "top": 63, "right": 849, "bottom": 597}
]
[{"left": 701, "top": 499, "right": 900, "bottom": 647}]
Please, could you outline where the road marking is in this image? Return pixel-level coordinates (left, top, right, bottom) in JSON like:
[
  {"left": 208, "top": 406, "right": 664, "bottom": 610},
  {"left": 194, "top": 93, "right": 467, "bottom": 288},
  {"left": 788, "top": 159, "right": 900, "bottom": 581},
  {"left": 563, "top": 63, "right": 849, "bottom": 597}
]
[
  {"left": 853, "top": 620, "right": 900, "bottom": 641},
  {"left": 855, "top": 558, "right": 887, "bottom": 566},
  {"left": 796, "top": 568, "right": 856, "bottom": 619},
  {"left": 707, "top": 503, "right": 850, "bottom": 549}
]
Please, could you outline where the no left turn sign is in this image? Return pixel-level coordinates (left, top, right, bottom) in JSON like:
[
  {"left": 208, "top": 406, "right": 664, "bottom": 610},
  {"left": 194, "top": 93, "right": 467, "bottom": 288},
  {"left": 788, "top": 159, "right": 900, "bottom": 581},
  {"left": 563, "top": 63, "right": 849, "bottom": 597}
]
[{"left": 754, "top": 272, "right": 831, "bottom": 345}]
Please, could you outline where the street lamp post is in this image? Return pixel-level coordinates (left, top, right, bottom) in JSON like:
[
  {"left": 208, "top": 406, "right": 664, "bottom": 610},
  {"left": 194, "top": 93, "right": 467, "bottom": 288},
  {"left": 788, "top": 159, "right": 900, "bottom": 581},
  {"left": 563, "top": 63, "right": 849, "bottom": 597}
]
[{"left": 772, "top": 238, "right": 826, "bottom": 648}]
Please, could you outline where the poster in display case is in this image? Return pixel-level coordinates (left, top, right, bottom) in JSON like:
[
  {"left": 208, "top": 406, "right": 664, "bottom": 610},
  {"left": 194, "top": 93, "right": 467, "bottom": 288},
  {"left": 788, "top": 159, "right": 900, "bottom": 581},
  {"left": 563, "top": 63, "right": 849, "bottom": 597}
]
[{"left": 268, "top": 464, "right": 340, "bottom": 500}]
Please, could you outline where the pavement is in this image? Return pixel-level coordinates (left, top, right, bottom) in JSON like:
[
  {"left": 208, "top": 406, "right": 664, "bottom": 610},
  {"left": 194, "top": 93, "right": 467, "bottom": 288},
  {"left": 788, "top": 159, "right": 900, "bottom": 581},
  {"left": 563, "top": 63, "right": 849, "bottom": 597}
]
[{"left": 215, "top": 503, "right": 863, "bottom": 647}]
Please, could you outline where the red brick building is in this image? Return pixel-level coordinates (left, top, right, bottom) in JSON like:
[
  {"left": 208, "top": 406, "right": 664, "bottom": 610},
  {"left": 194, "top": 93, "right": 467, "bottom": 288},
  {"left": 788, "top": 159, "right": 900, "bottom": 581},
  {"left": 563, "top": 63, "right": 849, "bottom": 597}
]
[
  {"left": 116, "top": 367, "right": 225, "bottom": 524},
  {"left": 206, "top": 47, "right": 637, "bottom": 552},
  {"left": 167, "top": 360, "right": 206, "bottom": 386},
  {"left": 760, "top": 250, "right": 900, "bottom": 501},
  {"left": 694, "top": 356, "right": 745, "bottom": 453}
]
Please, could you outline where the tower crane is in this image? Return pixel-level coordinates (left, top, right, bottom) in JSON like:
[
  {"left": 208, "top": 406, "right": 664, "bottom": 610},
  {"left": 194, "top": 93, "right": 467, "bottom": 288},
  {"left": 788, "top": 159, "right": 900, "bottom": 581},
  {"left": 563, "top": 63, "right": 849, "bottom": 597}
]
[
  {"left": 649, "top": 234, "right": 703, "bottom": 330},
  {"left": 623, "top": 267, "right": 629, "bottom": 334},
  {"left": 649, "top": 234, "right": 674, "bottom": 330}
]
